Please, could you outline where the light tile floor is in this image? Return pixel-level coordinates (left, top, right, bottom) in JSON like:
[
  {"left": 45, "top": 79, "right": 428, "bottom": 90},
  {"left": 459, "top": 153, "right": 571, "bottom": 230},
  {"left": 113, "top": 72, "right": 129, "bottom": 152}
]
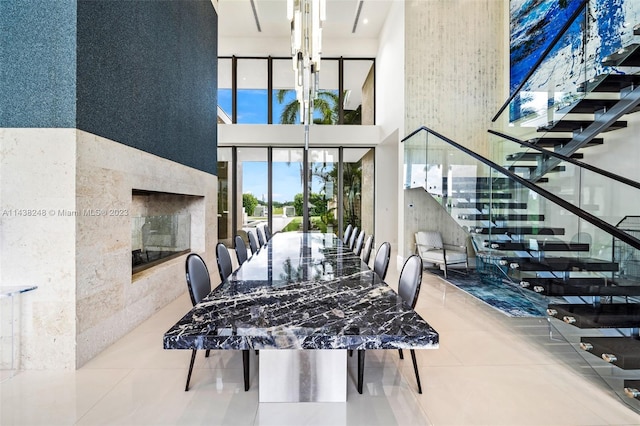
[{"left": 3, "top": 261, "right": 640, "bottom": 425}]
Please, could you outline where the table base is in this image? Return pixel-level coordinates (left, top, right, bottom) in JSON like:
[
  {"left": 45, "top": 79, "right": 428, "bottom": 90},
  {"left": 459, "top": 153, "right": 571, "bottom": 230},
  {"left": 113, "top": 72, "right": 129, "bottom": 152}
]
[{"left": 258, "top": 349, "right": 347, "bottom": 402}]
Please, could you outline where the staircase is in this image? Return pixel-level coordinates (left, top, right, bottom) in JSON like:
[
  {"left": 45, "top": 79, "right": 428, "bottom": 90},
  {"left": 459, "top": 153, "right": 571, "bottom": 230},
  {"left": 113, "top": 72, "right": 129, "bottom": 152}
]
[{"left": 488, "top": 10, "right": 640, "bottom": 409}]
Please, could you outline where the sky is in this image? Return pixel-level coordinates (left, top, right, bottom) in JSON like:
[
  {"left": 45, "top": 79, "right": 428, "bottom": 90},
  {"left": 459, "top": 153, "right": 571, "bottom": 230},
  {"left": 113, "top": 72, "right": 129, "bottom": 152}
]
[{"left": 220, "top": 88, "right": 337, "bottom": 203}]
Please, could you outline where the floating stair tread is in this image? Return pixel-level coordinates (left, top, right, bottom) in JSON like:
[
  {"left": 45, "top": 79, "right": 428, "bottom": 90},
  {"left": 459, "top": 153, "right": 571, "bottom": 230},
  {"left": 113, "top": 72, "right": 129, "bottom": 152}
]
[
  {"left": 507, "top": 165, "right": 566, "bottom": 172},
  {"left": 486, "top": 241, "right": 589, "bottom": 251},
  {"left": 505, "top": 152, "right": 583, "bottom": 161},
  {"left": 509, "top": 257, "right": 619, "bottom": 272},
  {"left": 580, "top": 74, "right": 640, "bottom": 93},
  {"left": 579, "top": 336, "right": 640, "bottom": 369},
  {"left": 473, "top": 227, "right": 565, "bottom": 236},
  {"left": 602, "top": 43, "right": 640, "bottom": 67},
  {"left": 558, "top": 98, "right": 619, "bottom": 114},
  {"left": 526, "top": 137, "right": 604, "bottom": 148},
  {"left": 459, "top": 214, "right": 544, "bottom": 221},
  {"left": 457, "top": 192, "right": 513, "bottom": 200},
  {"left": 547, "top": 303, "right": 640, "bottom": 328},
  {"left": 530, "top": 282, "right": 640, "bottom": 296},
  {"left": 451, "top": 202, "right": 528, "bottom": 210},
  {"left": 538, "top": 120, "right": 627, "bottom": 133}
]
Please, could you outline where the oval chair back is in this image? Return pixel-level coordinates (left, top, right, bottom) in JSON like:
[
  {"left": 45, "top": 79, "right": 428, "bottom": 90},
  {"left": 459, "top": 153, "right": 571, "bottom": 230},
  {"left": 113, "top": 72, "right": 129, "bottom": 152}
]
[
  {"left": 263, "top": 225, "right": 272, "bottom": 241},
  {"left": 362, "top": 235, "right": 374, "bottom": 265},
  {"left": 398, "top": 255, "right": 423, "bottom": 309},
  {"left": 235, "top": 235, "right": 248, "bottom": 266},
  {"left": 248, "top": 230, "right": 260, "bottom": 254},
  {"left": 185, "top": 253, "right": 212, "bottom": 306},
  {"left": 354, "top": 230, "right": 366, "bottom": 256},
  {"left": 256, "top": 227, "right": 266, "bottom": 246},
  {"left": 349, "top": 227, "right": 359, "bottom": 250},
  {"left": 373, "top": 241, "right": 391, "bottom": 281},
  {"left": 216, "top": 243, "right": 233, "bottom": 283},
  {"left": 343, "top": 224, "right": 353, "bottom": 245}
]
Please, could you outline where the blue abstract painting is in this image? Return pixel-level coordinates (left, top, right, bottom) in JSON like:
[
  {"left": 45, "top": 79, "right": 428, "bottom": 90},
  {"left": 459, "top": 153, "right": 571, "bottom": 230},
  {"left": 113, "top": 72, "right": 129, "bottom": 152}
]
[{"left": 510, "top": 0, "right": 640, "bottom": 95}]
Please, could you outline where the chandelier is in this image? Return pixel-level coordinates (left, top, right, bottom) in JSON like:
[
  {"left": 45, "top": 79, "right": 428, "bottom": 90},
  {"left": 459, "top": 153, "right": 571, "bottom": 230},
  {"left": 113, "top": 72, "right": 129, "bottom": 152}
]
[{"left": 288, "top": 0, "right": 326, "bottom": 129}]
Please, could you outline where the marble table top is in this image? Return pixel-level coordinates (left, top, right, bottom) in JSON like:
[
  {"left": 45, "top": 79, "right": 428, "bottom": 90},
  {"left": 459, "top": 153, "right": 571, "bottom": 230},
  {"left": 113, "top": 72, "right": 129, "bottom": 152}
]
[{"left": 164, "top": 232, "right": 439, "bottom": 351}]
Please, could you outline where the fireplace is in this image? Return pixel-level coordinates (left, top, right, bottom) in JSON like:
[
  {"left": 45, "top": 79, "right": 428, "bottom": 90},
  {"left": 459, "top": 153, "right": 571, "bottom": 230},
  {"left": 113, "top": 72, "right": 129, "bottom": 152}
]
[
  {"left": 131, "top": 214, "right": 190, "bottom": 273},
  {"left": 131, "top": 189, "right": 199, "bottom": 275}
]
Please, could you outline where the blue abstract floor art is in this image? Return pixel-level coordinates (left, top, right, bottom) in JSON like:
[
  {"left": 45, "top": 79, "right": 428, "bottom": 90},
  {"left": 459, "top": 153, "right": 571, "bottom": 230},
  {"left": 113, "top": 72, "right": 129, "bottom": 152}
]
[{"left": 429, "top": 269, "right": 556, "bottom": 317}]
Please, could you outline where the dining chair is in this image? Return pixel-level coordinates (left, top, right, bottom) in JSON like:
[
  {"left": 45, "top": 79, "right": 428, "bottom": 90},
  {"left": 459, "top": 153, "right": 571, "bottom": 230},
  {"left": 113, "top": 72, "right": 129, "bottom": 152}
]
[
  {"left": 349, "top": 226, "right": 359, "bottom": 251},
  {"left": 353, "top": 230, "right": 366, "bottom": 256},
  {"left": 248, "top": 230, "right": 260, "bottom": 254},
  {"left": 235, "top": 235, "right": 248, "bottom": 266},
  {"left": 373, "top": 241, "right": 391, "bottom": 280},
  {"left": 361, "top": 235, "right": 374, "bottom": 266},
  {"left": 263, "top": 224, "right": 272, "bottom": 241},
  {"left": 343, "top": 224, "right": 353, "bottom": 245},
  {"left": 184, "top": 253, "right": 250, "bottom": 391},
  {"left": 256, "top": 227, "right": 266, "bottom": 247},
  {"left": 216, "top": 243, "right": 233, "bottom": 283},
  {"left": 357, "top": 255, "right": 424, "bottom": 394}
]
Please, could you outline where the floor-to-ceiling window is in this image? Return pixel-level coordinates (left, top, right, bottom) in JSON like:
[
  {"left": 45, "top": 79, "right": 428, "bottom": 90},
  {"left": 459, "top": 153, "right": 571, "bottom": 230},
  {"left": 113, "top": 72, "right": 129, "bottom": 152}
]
[
  {"left": 308, "top": 148, "right": 339, "bottom": 233},
  {"left": 217, "top": 146, "right": 374, "bottom": 243},
  {"left": 219, "top": 56, "right": 375, "bottom": 125},
  {"left": 272, "top": 148, "right": 304, "bottom": 232},
  {"left": 342, "top": 148, "right": 375, "bottom": 237}
]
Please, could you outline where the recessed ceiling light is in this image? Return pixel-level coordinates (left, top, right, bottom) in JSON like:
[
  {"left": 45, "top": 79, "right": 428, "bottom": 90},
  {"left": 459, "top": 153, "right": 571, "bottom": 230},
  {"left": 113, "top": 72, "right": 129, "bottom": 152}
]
[{"left": 363, "top": 18, "right": 368, "bottom": 24}]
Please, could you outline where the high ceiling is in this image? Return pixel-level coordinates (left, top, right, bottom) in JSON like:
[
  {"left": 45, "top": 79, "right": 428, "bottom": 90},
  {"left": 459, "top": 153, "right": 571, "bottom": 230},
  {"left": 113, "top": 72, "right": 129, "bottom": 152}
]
[{"left": 217, "top": 0, "right": 393, "bottom": 40}]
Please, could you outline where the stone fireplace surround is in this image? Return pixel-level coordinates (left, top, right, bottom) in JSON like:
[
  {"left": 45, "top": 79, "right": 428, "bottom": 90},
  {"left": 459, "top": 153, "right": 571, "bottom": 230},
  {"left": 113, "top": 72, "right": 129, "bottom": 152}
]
[{"left": 0, "top": 128, "right": 217, "bottom": 369}]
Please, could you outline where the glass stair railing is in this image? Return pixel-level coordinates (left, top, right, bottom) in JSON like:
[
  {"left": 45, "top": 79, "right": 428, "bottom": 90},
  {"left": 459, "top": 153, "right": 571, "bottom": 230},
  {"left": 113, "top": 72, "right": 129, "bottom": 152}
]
[
  {"left": 492, "top": 0, "right": 640, "bottom": 177},
  {"left": 403, "top": 126, "right": 640, "bottom": 413}
]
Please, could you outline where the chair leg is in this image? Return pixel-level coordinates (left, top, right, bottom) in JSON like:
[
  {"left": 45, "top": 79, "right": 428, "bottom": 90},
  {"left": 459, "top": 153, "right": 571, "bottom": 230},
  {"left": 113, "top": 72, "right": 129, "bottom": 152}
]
[
  {"left": 205, "top": 349, "right": 210, "bottom": 358},
  {"left": 410, "top": 349, "right": 423, "bottom": 394},
  {"left": 243, "top": 350, "right": 250, "bottom": 391},
  {"left": 185, "top": 349, "right": 197, "bottom": 391},
  {"left": 357, "top": 350, "right": 365, "bottom": 394},
  {"left": 398, "top": 348, "right": 404, "bottom": 359},
  {"left": 349, "top": 349, "right": 353, "bottom": 357}
]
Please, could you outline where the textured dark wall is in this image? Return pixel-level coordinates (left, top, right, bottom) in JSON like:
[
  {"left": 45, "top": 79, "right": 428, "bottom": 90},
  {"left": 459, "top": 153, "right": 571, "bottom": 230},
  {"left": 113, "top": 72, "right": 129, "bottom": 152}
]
[
  {"left": 0, "top": 1, "right": 77, "bottom": 127},
  {"left": 77, "top": 0, "right": 218, "bottom": 175}
]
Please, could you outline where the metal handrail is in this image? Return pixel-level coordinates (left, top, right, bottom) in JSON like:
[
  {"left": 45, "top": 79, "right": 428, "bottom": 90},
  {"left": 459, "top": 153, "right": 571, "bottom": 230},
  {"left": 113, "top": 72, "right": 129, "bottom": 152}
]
[
  {"left": 402, "top": 125, "right": 640, "bottom": 251},
  {"left": 491, "top": 0, "right": 589, "bottom": 122},
  {"left": 488, "top": 129, "right": 640, "bottom": 191}
]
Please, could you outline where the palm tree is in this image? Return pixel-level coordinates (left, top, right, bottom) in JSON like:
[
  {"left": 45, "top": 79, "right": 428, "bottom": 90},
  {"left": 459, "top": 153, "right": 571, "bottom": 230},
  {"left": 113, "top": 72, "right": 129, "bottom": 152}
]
[{"left": 275, "top": 89, "right": 340, "bottom": 124}]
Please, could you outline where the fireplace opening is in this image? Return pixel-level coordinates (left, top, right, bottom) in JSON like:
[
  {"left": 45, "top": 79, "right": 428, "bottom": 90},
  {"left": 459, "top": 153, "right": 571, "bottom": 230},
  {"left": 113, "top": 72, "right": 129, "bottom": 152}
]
[
  {"left": 131, "top": 214, "right": 190, "bottom": 274},
  {"left": 131, "top": 189, "right": 199, "bottom": 275}
]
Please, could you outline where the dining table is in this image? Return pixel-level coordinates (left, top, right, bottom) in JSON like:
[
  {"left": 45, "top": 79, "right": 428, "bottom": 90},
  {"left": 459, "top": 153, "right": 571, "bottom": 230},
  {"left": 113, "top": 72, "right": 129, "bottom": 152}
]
[{"left": 163, "top": 231, "right": 439, "bottom": 402}]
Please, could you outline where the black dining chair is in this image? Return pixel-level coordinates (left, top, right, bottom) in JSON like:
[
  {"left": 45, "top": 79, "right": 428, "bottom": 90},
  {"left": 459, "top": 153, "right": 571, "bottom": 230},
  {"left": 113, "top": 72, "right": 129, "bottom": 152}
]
[
  {"left": 216, "top": 243, "right": 233, "bottom": 283},
  {"left": 354, "top": 230, "right": 366, "bottom": 256},
  {"left": 263, "top": 224, "right": 273, "bottom": 241},
  {"left": 373, "top": 241, "right": 391, "bottom": 281},
  {"left": 256, "top": 227, "right": 266, "bottom": 247},
  {"left": 362, "top": 235, "right": 374, "bottom": 266},
  {"left": 357, "top": 255, "right": 424, "bottom": 394},
  {"left": 235, "top": 235, "right": 248, "bottom": 266},
  {"left": 184, "top": 253, "right": 250, "bottom": 391},
  {"left": 248, "top": 230, "right": 260, "bottom": 255},
  {"left": 349, "top": 226, "right": 359, "bottom": 251},
  {"left": 343, "top": 224, "right": 353, "bottom": 245}
]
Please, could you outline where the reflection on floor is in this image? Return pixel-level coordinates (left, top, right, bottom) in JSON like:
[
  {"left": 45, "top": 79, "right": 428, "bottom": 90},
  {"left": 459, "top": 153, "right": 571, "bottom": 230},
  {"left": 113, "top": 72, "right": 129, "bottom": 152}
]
[
  {"left": 2, "top": 258, "right": 640, "bottom": 425},
  {"left": 428, "top": 269, "right": 564, "bottom": 317}
]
